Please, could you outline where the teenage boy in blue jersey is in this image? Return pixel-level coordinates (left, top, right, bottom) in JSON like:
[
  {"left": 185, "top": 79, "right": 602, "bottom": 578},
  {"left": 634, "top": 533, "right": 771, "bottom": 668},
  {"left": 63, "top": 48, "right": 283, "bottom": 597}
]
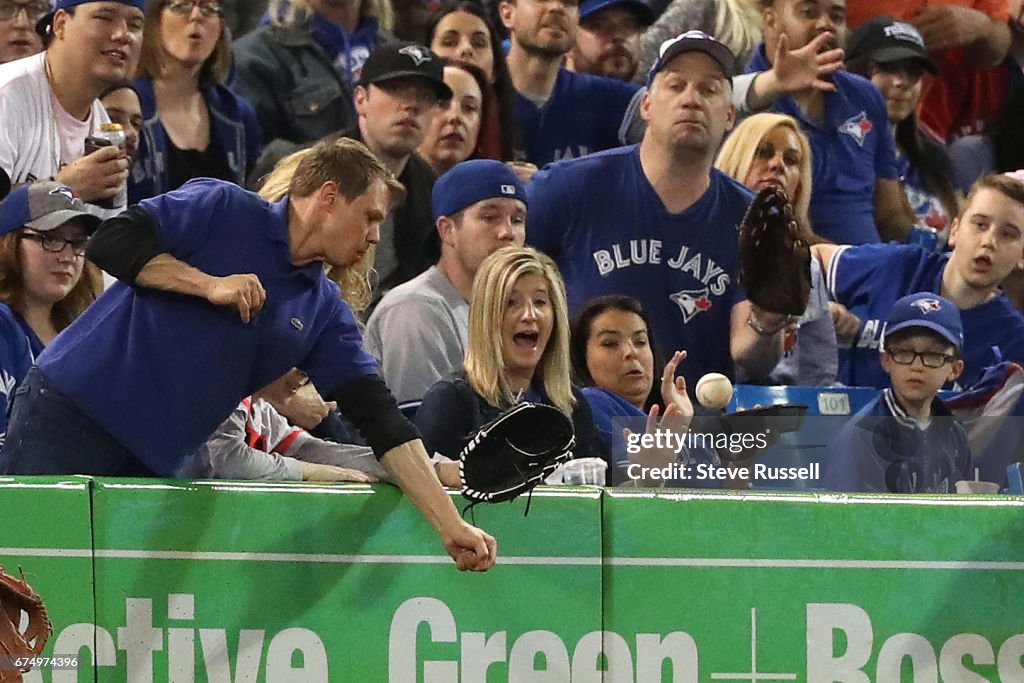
[
  {"left": 822, "top": 293, "right": 971, "bottom": 494},
  {"left": 0, "top": 137, "right": 497, "bottom": 573},
  {"left": 528, "top": 31, "right": 789, "bottom": 391},
  {"left": 500, "top": 0, "right": 641, "bottom": 165},
  {"left": 735, "top": 0, "right": 917, "bottom": 244},
  {"left": 818, "top": 172, "right": 1024, "bottom": 390}
]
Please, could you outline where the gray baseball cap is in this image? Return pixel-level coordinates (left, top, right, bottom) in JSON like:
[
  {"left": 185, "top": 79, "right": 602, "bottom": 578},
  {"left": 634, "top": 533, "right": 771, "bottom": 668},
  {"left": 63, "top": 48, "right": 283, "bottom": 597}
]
[{"left": 0, "top": 181, "right": 101, "bottom": 236}]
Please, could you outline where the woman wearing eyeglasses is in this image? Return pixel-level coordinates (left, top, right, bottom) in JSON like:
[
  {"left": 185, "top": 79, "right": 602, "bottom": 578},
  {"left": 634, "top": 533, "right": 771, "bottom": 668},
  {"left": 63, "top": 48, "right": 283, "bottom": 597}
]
[
  {"left": 129, "top": 0, "right": 260, "bottom": 202},
  {"left": 0, "top": 181, "right": 101, "bottom": 436}
]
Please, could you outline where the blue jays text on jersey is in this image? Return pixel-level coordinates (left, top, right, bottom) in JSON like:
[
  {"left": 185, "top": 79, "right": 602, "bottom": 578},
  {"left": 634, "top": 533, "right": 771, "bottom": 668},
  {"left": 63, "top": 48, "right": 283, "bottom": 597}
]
[{"left": 527, "top": 145, "right": 753, "bottom": 389}]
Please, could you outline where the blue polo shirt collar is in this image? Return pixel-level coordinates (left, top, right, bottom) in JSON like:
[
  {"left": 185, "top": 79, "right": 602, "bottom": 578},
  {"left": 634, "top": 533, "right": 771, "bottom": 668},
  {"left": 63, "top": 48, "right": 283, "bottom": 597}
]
[{"left": 270, "top": 195, "right": 324, "bottom": 283}]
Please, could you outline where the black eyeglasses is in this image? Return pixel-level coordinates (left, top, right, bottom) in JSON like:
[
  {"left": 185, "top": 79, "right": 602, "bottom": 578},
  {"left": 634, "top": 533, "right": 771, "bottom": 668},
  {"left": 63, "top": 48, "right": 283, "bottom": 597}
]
[
  {"left": 165, "top": 1, "right": 224, "bottom": 17},
  {"left": 21, "top": 232, "right": 89, "bottom": 256},
  {"left": 886, "top": 347, "right": 955, "bottom": 369},
  {"left": 0, "top": 1, "right": 50, "bottom": 23}
]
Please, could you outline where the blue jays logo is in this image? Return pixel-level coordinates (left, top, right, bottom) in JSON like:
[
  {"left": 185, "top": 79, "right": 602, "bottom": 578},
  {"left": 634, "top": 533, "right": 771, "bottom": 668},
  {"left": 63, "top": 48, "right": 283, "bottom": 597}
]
[
  {"left": 838, "top": 111, "right": 873, "bottom": 147},
  {"left": 911, "top": 298, "right": 942, "bottom": 314},
  {"left": 670, "top": 287, "right": 713, "bottom": 323},
  {"left": 399, "top": 45, "right": 431, "bottom": 65},
  {"left": 49, "top": 185, "right": 77, "bottom": 202}
]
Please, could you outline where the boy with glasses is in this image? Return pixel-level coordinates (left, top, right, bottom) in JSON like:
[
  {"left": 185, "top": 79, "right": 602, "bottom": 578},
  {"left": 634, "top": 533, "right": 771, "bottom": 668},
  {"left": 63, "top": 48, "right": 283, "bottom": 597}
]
[
  {"left": 823, "top": 293, "right": 971, "bottom": 493},
  {"left": 0, "top": 0, "right": 46, "bottom": 63}
]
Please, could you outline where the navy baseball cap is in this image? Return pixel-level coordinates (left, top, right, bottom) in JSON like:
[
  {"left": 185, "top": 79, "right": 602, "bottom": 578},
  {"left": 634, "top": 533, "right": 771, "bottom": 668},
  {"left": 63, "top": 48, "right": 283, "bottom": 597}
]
[
  {"left": 579, "top": 0, "right": 655, "bottom": 25},
  {"left": 0, "top": 182, "right": 101, "bottom": 237},
  {"left": 358, "top": 42, "right": 453, "bottom": 101},
  {"left": 432, "top": 160, "right": 527, "bottom": 221},
  {"left": 882, "top": 293, "right": 963, "bottom": 350},
  {"left": 846, "top": 16, "right": 938, "bottom": 75},
  {"left": 37, "top": 0, "right": 146, "bottom": 36},
  {"left": 647, "top": 30, "right": 736, "bottom": 85}
]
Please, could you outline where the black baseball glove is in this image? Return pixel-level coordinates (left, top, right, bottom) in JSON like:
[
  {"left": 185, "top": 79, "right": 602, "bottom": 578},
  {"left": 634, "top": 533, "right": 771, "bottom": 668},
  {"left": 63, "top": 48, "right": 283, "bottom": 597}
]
[
  {"left": 739, "top": 186, "right": 812, "bottom": 317},
  {"left": 460, "top": 402, "right": 575, "bottom": 504}
]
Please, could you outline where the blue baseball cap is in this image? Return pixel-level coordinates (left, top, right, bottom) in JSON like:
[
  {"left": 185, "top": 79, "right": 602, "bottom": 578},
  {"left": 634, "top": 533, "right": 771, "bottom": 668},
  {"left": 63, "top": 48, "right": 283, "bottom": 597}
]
[
  {"left": 37, "top": 0, "right": 146, "bottom": 37},
  {"left": 432, "top": 160, "right": 527, "bottom": 221},
  {"left": 882, "top": 293, "right": 964, "bottom": 351},
  {"left": 579, "top": 0, "right": 654, "bottom": 25},
  {"left": 647, "top": 30, "right": 736, "bottom": 85},
  {"left": 0, "top": 181, "right": 100, "bottom": 236}
]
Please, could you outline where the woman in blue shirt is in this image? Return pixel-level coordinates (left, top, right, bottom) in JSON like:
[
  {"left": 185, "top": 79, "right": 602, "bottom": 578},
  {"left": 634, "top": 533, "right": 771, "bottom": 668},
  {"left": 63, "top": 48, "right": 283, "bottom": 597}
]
[
  {"left": 0, "top": 182, "right": 101, "bottom": 435},
  {"left": 130, "top": 0, "right": 261, "bottom": 202}
]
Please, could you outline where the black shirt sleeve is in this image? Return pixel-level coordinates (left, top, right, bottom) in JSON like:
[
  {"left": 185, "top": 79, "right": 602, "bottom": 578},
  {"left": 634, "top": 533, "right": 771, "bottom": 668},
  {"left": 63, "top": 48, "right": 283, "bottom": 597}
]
[
  {"left": 571, "top": 388, "right": 615, "bottom": 483},
  {"left": 326, "top": 373, "right": 420, "bottom": 460},
  {"left": 414, "top": 379, "right": 480, "bottom": 460},
  {"left": 86, "top": 206, "right": 166, "bottom": 284}
]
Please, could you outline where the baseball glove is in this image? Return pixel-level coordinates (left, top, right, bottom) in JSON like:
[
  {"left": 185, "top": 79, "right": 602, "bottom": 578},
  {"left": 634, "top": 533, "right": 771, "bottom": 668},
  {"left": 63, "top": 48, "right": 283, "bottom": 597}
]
[
  {"left": 739, "top": 186, "right": 812, "bottom": 317},
  {"left": 460, "top": 402, "right": 575, "bottom": 504},
  {"left": 0, "top": 566, "right": 51, "bottom": 681}
]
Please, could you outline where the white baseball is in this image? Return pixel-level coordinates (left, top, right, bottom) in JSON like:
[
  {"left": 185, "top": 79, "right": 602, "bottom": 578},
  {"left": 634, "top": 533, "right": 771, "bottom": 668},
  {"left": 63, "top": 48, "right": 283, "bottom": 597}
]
[{"left": 695, "top": 373, "right": 733, "bottom": 410}]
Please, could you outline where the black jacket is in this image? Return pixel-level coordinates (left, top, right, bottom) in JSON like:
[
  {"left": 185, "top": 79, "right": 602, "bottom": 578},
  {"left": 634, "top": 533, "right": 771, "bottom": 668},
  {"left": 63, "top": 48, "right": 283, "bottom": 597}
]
[{"left": 233, "top": 24, "right": 359, "bottom": 147}]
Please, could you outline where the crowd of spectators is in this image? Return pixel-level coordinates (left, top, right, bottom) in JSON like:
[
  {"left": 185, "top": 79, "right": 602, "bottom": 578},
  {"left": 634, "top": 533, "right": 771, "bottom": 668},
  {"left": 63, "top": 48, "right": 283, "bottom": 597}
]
[{"left": 0, "top": 0, "right": 1023, "bottom": 497}]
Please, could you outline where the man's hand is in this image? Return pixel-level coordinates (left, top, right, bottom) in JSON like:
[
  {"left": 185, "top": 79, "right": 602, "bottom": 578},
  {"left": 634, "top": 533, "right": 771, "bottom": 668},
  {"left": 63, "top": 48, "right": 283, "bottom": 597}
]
[
  {"left": 913, "top": 4, "right": 993, "bottom": 52},
  {"left": 773, "top": 33, "right": 844, "bottom": 93},
  {"left": 259, "top": 371, "right": 337, "bottom": 430},
  {"left": 829, "top": 301, "right": 861, "bottom": 347},
  {"left": 299, "top": 461, "right": 379, "bottom": 482},
  {"left": 56, "top": 145, "right": 129, "bottom": 202},
  {"left": 442, "top": 521, "right": 497, "bottom": 572},
  {"left": 207, "top": 273, "right": 266, "bottom": 322}
]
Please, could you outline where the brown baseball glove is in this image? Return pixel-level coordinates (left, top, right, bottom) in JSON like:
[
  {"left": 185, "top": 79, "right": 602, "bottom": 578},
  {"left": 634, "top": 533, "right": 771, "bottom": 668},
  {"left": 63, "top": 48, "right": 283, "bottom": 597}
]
[
  {"left": 0, "top": 566, "right": 51, "bottom": 682},
  {"left": 738, "top": 186, "right": 812, "bottom": 317}
]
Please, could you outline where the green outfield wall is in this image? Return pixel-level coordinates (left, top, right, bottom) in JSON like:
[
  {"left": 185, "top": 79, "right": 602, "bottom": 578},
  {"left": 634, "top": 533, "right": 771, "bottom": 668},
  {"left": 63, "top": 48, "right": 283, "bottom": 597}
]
[{"left": 2, "top": 478, "right": 1023, "bottom": 682}]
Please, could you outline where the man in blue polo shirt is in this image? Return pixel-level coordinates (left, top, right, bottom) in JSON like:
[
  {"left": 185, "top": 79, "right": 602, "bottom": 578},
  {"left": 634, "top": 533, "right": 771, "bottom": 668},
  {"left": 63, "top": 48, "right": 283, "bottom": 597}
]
[
  {"left": 499, "top": 0, "right": 642, "bottom": 165},
  {"left": 816, "top": 172, "right": 1024, "bottom": 389},
  {"left": 734, "top": 0, "right": 916, "bottom": 244},
  {"left": 0, "top": 138, "right": 496, "bottom": 573},
  {"left": 527, "top": 32, "right": 789, "bottom": 391}
]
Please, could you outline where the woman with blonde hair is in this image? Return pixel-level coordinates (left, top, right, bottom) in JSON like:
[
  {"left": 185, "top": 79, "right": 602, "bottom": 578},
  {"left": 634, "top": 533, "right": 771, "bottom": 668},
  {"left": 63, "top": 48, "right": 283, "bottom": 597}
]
[
  {"left": 130, "top": 0, "right": 261, "bottom": 202},
  {"left": 416, "top": 246, "right": 609, "bottom": 483},
  {"left": 715, "top": 113, "right": 840, "bottom": 385}
]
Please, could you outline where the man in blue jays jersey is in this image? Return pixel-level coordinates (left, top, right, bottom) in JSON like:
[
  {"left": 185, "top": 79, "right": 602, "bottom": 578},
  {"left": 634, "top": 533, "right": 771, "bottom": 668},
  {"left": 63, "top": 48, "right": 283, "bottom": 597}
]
[
  {"left": 734, "top": 0, "right": 916, "bottom": 244},
  {"left": 528, "top": 32, "right": 788, "bottom": 390},
  {"left": 0, "top": 138, "right": 496, "bottom": 573},
  {"left": 817, "top": 172, "right": 1024, "bottom": 389},
  {"left": 500, "top": 0, "right": 642, "bottom": 166}
]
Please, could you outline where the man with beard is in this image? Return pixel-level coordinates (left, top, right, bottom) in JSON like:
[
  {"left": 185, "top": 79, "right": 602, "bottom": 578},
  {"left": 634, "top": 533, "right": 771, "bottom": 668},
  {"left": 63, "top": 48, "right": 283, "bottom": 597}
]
[
  {"left": 566, "top": 0, "right": 654, "bottom": 81},
  {"left": 527, "top": 32, "right": 789, "bottom": 390},
  {"left": 0, "top": 0, "right": 140, "bottom": 217},
  {"left": 500, "top": 0, "right": 642, "bottom": 165},
  {"left": 735, "top": 0, "right": 916, "bottom": 245},
  {"left": 0, "top": 0, "right": 45, "bottom": 63}
]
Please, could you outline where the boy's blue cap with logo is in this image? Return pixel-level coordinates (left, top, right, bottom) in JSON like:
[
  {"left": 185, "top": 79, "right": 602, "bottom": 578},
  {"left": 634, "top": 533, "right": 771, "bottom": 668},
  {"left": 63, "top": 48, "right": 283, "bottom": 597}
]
[
  {"left": 882, "top": 293, "right": 964, "bottom": 350},
  {"left": 432, "top": 160, "right": 528, "bottom": 221},
  {"left": 647, "top": 30, "right": 735, "bottom": 85},
  {"left": 579, "top": 0, "right": 654, "bottom": 26},
  {"left": 0, "top": 181, "right": 100, "bottom": 236},
  {"left": 37, "top": 0, "right": 146, "bottom": 37}
]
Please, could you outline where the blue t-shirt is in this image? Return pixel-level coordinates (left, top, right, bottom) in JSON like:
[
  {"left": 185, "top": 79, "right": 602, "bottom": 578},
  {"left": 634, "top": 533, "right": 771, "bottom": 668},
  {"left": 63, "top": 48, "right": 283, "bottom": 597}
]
[
  {"left": 514, "top": 68, "right": 639, "bottom": 167},
  {"left": 38, "top": 179, "right": 378, "bottom": 474},
  {"left": 822, "top": 388, "right": 970, "bottom": 493},
  {"left": 897, "top": 153, "right": 952, "bottom": 239},
  {"left": 826, "top": 243, "right": 1024, "bottom": 389},
  {"left": 747, "top": 46, "right": 899, "bottom": 244},
  {"left": 527, "top": 145, "right": 753, "bottom": 390}
]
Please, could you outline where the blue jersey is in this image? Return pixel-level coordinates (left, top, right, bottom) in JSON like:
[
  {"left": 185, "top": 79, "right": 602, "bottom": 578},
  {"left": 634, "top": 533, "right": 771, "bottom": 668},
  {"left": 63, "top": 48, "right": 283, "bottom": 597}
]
[
  {"left": 527, "top": 145, "right": 753, "bottom": 389},
  {"left": 897, "top": 153, "right": 952, "bottom": 239},
  {"left": 38, "top": 179, "right": 378, "bottom": 474},
  {"left": 0, "top": 303, "right": 34, "bottom": 438},
  {"left": 514, "top": 68, "right": 639, "bottom": 167},
  {"left": 747, "top": 47, "right": 899, "bottom": 244},
  {"left": 826, "top": 243, "right": 1024, "bottom": 389},
  {"left": 822, "top": 388, "right": 970, "bottom": 493}
]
